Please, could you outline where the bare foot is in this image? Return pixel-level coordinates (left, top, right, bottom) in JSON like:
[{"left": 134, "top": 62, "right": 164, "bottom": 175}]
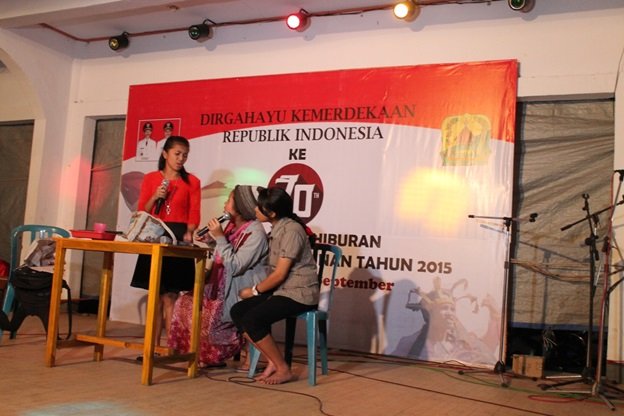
[
  {"left": 255, "top": 362, "right": 276, "bottom": 381},
  {"left": 261, "top": 368, "right": 294, "bottom": 385}
]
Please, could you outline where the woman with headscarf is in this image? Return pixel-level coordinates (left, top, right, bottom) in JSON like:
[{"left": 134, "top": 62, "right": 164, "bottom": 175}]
[{"left": 168, "top": 185, "right": 268, "bottom": 368}]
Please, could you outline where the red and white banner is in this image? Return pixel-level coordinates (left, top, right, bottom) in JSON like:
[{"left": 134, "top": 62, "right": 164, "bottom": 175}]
[{"left": 113, "top": 60, "right": 518, "bottom": 367}]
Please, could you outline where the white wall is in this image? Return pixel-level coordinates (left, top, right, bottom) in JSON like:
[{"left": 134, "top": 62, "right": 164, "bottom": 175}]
[{"left": 1, "top": 0, "right": 624, "bottom": 360}]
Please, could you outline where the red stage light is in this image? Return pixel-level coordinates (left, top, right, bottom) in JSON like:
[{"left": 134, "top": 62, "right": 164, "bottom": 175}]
[{"left": 286, "top": 10, "right": 309, "bottom": 31}]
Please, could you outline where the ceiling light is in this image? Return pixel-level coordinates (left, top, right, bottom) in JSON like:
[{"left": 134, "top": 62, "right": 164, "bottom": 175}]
[
  {"left": 188, "top": 22, "right": 212, "bottom": 41},
  {"left": 108, "top": 32, "right": 129, "bottom": 51},
  {"left": 286, "top": 9, "right": 310, "bottom": 31},
  {"left": 393, "top": 1, "right": 420, "bottom": 21},
  {"left": 508, "top": 0, "right": 535, "bottom": 12}
]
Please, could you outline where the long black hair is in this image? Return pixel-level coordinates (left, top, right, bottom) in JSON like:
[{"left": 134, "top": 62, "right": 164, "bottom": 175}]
[
  {"left": 257, "top": 187, "right": 316, "bottom": 244},
  {"left": 158, "top": 135, "right": 190, "bottom": 183}
]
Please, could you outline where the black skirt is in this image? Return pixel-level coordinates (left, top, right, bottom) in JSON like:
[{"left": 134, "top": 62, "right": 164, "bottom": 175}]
[{"left": 130, "top": 222, "right": 195, "bottom": 294}]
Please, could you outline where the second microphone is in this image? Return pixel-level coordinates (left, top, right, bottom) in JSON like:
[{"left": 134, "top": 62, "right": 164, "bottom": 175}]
[{"left": 196, "top": 212, "right": 232, "bottom": 237}]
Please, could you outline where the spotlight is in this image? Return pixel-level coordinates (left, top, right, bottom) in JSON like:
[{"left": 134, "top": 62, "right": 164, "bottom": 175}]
[
  {"left": 393, "top": 1, "right": 420, "bottom": 21},
  {"left": 188, "top": 22, "right": 212, "bottom": 41},
  {"left": 508, "top": 0, "right": 535, "bottom": 12},
  {"left": 108, "top": 32, "right": 129, "bottom": 51},
  {"left": 286, "top": 9, "right": 310, "bottom": 31}
]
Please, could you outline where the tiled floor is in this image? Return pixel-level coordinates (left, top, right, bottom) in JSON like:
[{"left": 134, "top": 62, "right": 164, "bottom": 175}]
[{"left": 1, "top": 313, "right": 623, "bottom": 416}]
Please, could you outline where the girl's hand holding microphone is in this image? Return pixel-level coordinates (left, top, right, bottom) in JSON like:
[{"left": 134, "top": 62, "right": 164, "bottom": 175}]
[
  {"left": 205, "top": 217, "right": 225, "bottom": 238},
  {"left": 195, "top": 212, "right": 231, "bottom": 242},
  {"left": 154, "top": 181, "right": 168, "bottom": 200}
]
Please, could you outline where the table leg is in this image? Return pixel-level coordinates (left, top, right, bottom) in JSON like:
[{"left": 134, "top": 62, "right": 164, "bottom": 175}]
[
  {"left": 94, "top": 252, "right": 114, "bottom": 361},
  {"left": 141, "top": 245, "right": 163, "bottom": 386},
  {"left": 188, "top": 256, "right": 206, "bottom": 378},
  {"left": 45, "top": 244, "right": 67, "bottom": 367}
]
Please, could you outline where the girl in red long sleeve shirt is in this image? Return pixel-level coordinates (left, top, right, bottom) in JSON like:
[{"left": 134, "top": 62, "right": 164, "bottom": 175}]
[{"left": 131, "top": 135, "right": 201, "bottom": 346}]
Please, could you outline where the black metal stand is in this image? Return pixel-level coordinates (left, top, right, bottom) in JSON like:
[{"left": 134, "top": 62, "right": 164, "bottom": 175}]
[
  {"left": 458, "top": 213, "right": 537, "bottom": 387},
  {"left": 539, "top": 182, "right": 624, "bottom": 410},
  {"left": 587, "top": 235, "right": 624, "bottom": 410},
  {"left": 590, "top": 174, "right": 624, "bottom": 410},
  {"left": 538, "top": 193, "right": 599, "bottom": 394}
]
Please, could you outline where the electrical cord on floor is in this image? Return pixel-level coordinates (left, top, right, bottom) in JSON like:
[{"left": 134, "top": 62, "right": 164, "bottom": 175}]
[
  {"left": 6, "top": 330, "right": 615, "bottom": 414},
  {"left": 118, "top": 349, "right": 624, "bottom": 411},
  {"left": 202, "top": 372, "right": 338, "bottom": 416},
  {"left": 321, "top": 351, "right": 604, "bottom": 396},
  {"left": 198, "top": 351, "right": 558, "bottom": 416},
  {"left": 292, "top": 350, "right": 619, "bottom": 414},
  {"left": 332, "top": 370, "right": 556, "bottom": 416}
]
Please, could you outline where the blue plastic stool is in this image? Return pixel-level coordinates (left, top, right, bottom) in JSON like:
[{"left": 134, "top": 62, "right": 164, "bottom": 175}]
[{"left": 247, "top": 243, "right": 342, "bottom": 385}]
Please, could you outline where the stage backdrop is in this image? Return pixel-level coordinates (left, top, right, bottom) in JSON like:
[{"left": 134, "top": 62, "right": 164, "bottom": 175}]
[{"left": 111, "top": 60, "right": 518, "bottom": 368}]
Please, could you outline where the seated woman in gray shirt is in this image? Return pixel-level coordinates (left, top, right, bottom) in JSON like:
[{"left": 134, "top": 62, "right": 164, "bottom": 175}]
[{"left": 231, "top": 186, "right": 318, "bottom": 385}]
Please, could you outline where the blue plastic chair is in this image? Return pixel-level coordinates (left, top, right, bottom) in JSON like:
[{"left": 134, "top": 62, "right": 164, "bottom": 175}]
[
  {"left": 0, "top": 224, "right": 70, "bottom": 340},
  {"left": 247, "top": 243, "right": 342, "bottom": 385}
]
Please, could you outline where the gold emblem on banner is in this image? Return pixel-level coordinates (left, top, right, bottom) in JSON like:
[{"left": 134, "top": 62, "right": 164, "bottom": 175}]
[{"left": 440, "top": 114, "right": 491, "bottom": 166}]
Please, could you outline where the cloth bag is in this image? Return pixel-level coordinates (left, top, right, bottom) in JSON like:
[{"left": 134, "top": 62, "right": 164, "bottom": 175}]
[{"left": 121, "top": 211, "right": 177, "bottom": 244}]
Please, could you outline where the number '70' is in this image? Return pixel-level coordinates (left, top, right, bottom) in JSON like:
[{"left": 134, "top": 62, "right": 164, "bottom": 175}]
[{"left": 275, "top": 174, "right": 316, "bottom": 217}]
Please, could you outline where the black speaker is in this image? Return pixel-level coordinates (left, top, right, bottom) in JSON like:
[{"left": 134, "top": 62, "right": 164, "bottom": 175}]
[{"left": 508, "top": 0, "right": 535, "bottom": 13}]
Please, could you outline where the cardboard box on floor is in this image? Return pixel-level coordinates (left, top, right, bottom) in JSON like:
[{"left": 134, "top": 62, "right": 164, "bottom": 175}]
[{"left": 512, "top": 354, "right": 544, "bottom": 379}]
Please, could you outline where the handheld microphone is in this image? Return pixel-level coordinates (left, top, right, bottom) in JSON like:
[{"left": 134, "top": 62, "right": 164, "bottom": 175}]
[
  {"left": 154, "top": 179, "right": 169, "bottom": 215},
  {"left": 196, "top": 212, "right": 232, "bottom": 237}
]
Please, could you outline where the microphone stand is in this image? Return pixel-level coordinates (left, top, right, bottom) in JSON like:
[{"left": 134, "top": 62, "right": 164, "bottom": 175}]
[
  {"left": 538, "top": 191, "right": 624, "bottom": 409},
  {"left": 590, "top": 174, "right": 624, "bottom": 409},
  {"left": 458, "top": 213, "right": 536, "bottom": 387}
]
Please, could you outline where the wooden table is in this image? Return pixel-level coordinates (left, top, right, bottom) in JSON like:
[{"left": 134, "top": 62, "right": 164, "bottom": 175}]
[{"left": 45, "top": 238, "right": 207, "bottom": 385}]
